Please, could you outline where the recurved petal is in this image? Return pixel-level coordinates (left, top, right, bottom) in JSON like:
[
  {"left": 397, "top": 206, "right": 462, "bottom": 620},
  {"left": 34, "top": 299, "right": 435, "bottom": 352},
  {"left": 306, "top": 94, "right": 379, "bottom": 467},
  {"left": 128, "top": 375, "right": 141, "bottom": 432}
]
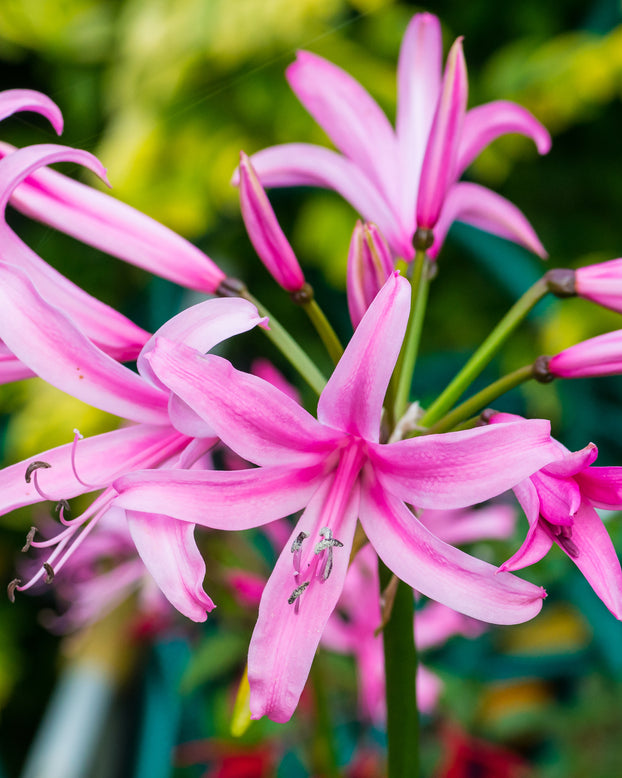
[
  {"left": 396, "top": 12, "right": 443, "bottom": 223},
  {"left": 360, "top": 471, "right": 545, "bottom": 624},
  {"left": 0, "top": 141, "right": 225, "bottom": 293},
  {"left": 0, "top": 89, "right": 63, "bottom": 132},
  {"left": 147, "top": 341, "right": 339, "bottom": 465},
  {"left": 0, "top": 265, "right": 168, "bottom": 424},
  {"left": 370, "top": 419, "right": 559, "bottom": 508},
  {"left": 318, "top": 273, "right": 410, "bottom": 441},
  {"left": 430, "top": 182, "right": 547, "bottom": 259},
  {"left": 248, "top": 474, "right": 359, "bottom": 722},
  {"left": 114, "top": 463, "right": 326, "bottom": 530},
  {"left": 286, "top": 50, "right": 399, "bottom": 206},
  {"left": 0, "top": 425, "right": 186, "bottom": 514},
  {"left": 137, "top": 296, "right": 265, "bottom": 387},
  {"left": 235, "top": 144, "right": 411, "bottom": 259},
  {"left": 576, "top": 466, "right": 622, "bottom": 509},
  {"left": 457, "top": 101, "right": 551, "bottom": 175},
  {"left": 126, "top": 510, "right": 215, "bottom": 622},
  {"left": 500, "top": 478, "right": 554, "bottom": 570},
  {"left": 416, "top": 38, "right": 468, "bottom": 230}
]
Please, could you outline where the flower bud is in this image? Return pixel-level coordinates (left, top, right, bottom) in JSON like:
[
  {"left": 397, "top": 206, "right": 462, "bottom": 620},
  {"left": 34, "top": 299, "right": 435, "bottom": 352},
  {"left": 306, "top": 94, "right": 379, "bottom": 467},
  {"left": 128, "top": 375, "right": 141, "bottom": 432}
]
[
  {"left": 548, "top": 329, "right": 622, "bottom": 378},
  {"left": 346, "top": 221, "right": 394, "bottom": 328},
  {"left": 575, "top": 258, "right": 622, "bottom": 313}
]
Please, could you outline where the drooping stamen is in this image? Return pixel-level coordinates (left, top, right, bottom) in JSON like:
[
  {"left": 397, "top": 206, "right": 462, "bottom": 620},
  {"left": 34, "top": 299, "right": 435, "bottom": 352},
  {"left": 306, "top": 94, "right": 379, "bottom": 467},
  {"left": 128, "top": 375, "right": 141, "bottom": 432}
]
[
  {"left": 7, "top": 578, "right": 21, "bottom": 603},
  {"left": 43, "top": 563, "right": 55, "bottom": 584},
  {"left": 21, "top": 526, "right": 37, "bottom": 553},
  {"left": 25, "top": 461, "right": 57, "bottom": 501},
  {"left": 55, "top": 499, "right": 72, "bottom": 524},
  {"left": 291, "top": 531, "right": 309, "bottom": 575}
]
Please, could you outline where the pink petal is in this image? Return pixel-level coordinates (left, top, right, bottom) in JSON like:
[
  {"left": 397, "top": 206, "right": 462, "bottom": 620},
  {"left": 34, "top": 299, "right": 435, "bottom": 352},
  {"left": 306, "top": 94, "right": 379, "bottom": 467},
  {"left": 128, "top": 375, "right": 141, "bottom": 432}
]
[
  {"left": 430, "top": 182, "right": 547, "bottom": 259},
  {"left": 562, "top": 501, "right": 622, "bottom": 618},
  {"left": 248, "top": 472, "right": 360, "bottom": 722},
  {"left": 501, "top": 479, "right": 554, "bottom": 570},
  {"left": 114, "top": 463, "right": 327, "bottom": 530},
  {"left": 126, "top": 510, "right": 215, "bottom": 622},
  {"left": 576, "top": 258, "right": 622, "bottom": 314},
  {"left": 419, "top": 504, "right": 516, "bottom": 545},
  {"left": 147, "top": 342, "right": 339, "bottom": 466},
  {"left": 359, "top": 470, "right": 545, "bottom": 624},
  {"left": 0, "top": 424, "right": 186, "bottom": 514},
  {"left": 416, "top": 601, "right": 485, "bottom": 650},
  {"left": 237, "top": 144, "right": 412, "bottom": 259},
  {"left": 370, "top": 419, "right": 559, "bottom": 509},
  {"left": 137, "top": 296, "right": 266, "bottom": 387},
  {"left": 575, "top": 466, "right": 622, "bottom": 510},
  {"left": 0, "top": 264, "right": 168, "bottom": 424},
  {"left": 457, "top": 101, "right": 551, "bottom": 175},
  {"left": 542, "top": 442, "right": 597, "bottom": 477},
  {"left": 0, "top": 144, "right": 150, "bottom": 359},
  {"left": 346, "top": 221, "right": 394, "bottom": 329},
  {"left": 534, "top": 472, "right": 580, "bottom": 526},
  {"left": 286, "top": 50, "right": 400, "bottom": 207},
  {"left": 0, "top": 141, "right": 225, "bottom": 294},
  {"left": 416, "top": 38, "right": 468, "bottom": 230},
  {"left": 0, "top": 341, "right": 35, "bottom": 383},
  {"left": 549, "top": 330, "right": 622, "bottom": 378},
  {"left": 0, "top": 89, "right": 63, "bottom": 133},
  {"left": 318, "top": 273, "right": 410, "bottom": 441},
  {"left": 396, "top": 12, "right": 443, "bottom": 224},
  {"left": 238, "top": 151, "right": 305, "bottom": 292}
]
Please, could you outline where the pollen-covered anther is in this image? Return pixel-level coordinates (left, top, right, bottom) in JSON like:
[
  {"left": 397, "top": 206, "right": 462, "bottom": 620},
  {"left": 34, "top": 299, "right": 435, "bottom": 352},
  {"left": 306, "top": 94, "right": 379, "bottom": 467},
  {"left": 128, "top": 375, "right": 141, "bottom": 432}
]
[
  {"left": 21, "top": 526, "right": 37, "bottom": 553},
  {"left": 290, "top": 531, "right": 309, "bottom": 575},
  {"left": 314, "top": 527, "right": 344, "bottom": 581},
  {"left": 7, "top": 578, "right": 21, "bottom": 603},
  {"left": 43, "top": 563, "right": 55, "bottom": 584},
  {"left": 55, "top": 499, "right": 72, "bottom": 522},
  {"left": 25, "top": 461, "right": 51, "bottom": 484},
  {"left": 288, "top": 581, "right": 310, "bottom": 605}
]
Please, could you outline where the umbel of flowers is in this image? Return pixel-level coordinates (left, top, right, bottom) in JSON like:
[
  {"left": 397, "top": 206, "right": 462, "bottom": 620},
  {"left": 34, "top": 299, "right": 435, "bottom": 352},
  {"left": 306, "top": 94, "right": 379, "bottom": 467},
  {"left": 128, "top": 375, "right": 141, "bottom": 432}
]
[{"left": 2, "top": 10, "right": 622, "bottom": 778}]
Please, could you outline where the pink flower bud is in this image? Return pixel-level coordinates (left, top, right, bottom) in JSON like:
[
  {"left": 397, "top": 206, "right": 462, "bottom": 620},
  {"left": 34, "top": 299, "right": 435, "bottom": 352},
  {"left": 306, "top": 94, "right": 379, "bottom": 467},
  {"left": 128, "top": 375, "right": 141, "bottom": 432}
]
[
  {"left": 548, "top": 329, "right": 622, "bottom": 379},
  {"left": 575, "top": 258, "right": 622, "bottom": 313},
  {"left": 346, "top": 221, "right": 394, "bottom": 328},
  {"left": 238, "top": 151, "right": 305, "bottom": 292}
]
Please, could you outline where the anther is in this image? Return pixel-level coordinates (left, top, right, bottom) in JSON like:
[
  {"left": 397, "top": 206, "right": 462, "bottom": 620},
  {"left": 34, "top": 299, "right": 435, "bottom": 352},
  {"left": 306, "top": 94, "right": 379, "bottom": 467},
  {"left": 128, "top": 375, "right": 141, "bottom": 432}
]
[
  {"left": 55, "top": 500, "right": 72, "bottom": 522},
  {"left": 21, "top": 527, "right": 37, "bottom": 553},
  {"left": 7, "top": 578, "right": 21, "bottom": 603},
  {"left": 25, "top": 461, "right": 51, "bottom": 483},
  {"left": 43, "top": 563, "right": 55, "bottom": 584},
  {"left": 291, "top": 531, "right": 309, "bottom": 575},
  {"left": 288, "top": 581, "right": 309, "bottom": 605}
]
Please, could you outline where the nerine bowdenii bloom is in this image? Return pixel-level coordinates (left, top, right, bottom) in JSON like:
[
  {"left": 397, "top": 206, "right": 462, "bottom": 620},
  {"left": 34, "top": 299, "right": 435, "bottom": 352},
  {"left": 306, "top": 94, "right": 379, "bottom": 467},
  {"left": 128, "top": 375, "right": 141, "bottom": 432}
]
[
  {"left": 115, "top": 273, "right": 561, "bottom": 721},
  {"left": 237, "top": 12, "right": 550, "bottom": 261}
]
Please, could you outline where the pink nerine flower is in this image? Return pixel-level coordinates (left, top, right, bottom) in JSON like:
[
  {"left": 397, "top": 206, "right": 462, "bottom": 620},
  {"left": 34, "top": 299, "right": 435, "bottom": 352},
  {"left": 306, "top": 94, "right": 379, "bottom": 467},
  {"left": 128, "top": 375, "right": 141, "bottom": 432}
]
[
  {"left": 546, "top": 329, "right": 622, "bottom": 379},
  {"left": 347, "top": 221, "right": 393, "bottom": 329},
  {"left": 237, "top": 12, "right": 550, "bottom": 260},
  {"left": 488, "top": 412, "right": 622, "bottom": 618},
  {"left": 0, "top": 262, "right": 264, "bottom": 620},
  {"left": 115, "top": 273, "right": 560, "bottom": 722}
]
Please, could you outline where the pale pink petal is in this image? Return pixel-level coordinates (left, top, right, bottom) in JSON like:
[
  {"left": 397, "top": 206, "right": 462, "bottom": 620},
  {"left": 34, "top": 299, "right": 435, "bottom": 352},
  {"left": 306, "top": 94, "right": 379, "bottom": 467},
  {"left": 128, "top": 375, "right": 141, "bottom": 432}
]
[
  {"left": 0, "top": 425, "right": 186, "bottom": 514},
  {"left": 534, "top": 472, "right": 579, "bottom": 526},
  {"left": 0, "top": 341, "right": 34, "bottom": 383},
  {"left": 286, "top": 50, "right": 400, "bottom": 206},
  {"left": 359, "top": 471, "right": 545, "bottom": 624},
  {"left": 576, "top": 466, "right": 622, "bottom": 509},
  {"left": 416, "top": 38, "right": 468, "bottom": 230},
  {"left": 417, "top": 666, "right": 443, "bottom": 715},
  {"left": 500, "top": 479, "right": 553, "bottom": 570},
  {"left": 0, "top": 141, "right": 225, "bottom": 294},
  {"left": 561, "top": 501, "right": 622, "bottom": 618},
  {"left": 238, "top": 151, "right": 305, "bottom": 292},
  {"left": 420, "top": 504, "right": 516, "bottom": 545},
  {"left": 137, "top": 296, "right": 265, "bottom": 387},
  {"left": 542, "top": 442, "right": 597, "bottom": 477},
  {"left": 126, "top": 510, "right": 215, "bottom": 622},
  {"left": 396, "top": 12, "right": 442, "bottom": 224},
  {"left": 549, "top": 330, "right": 622, "bottom": 378},
  {"left": 430, "top": 182, "right": 547, "bottom": 259},
  {"left": 0, "top": 264, "right": 168, "bottom": 424},
  {"left": 0, "top": 89, "right": 63, "bottom": 132},
  {"left": 576, "top": 258, "right": 622, "bottom": 313},
  {"left": 416, "top": 601, "right": 485, "bottom": 650},
  {"left": 0, "top": 143, "right": 150, "bottom": 358},
  {"left": 248, "top": 473, "right": 360, "bottom": 722},
  {"left": 370, "top": 420, "right": 559, "bottom": 509},
  {"left": 251, "top": 358, "right": 301, "bottom": 404},
  {"left": 318, "top": 273, "right": 410, "bottom": 441},
  {"left": 346, "top": 221, "right": 394, "bottom": 329},
  {"left": 147, "top": 342, "right": 340, "bottom": 465},
  {"left": 457, "top": 101, "right": 551, "bottom": 175},
  {"left": 237, "top": 144, "right": 412, "bottom": 259},
  {"left": 114, "top": 463, "right": 327, "bottom": 530}
]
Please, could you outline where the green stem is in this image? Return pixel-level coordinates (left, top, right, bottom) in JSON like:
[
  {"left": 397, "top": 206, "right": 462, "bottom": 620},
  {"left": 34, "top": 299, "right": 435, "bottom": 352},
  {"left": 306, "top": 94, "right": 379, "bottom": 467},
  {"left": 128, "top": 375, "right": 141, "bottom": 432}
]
[
  {"left": 388, "top": 250, "right": 432, "bottom": 426},
  {"left": 425, "top": 364, "right": 535, "bottom": 435},
  {"left": 243, "top": 291, "right": 327, "bottom": 396},
  {"left": 309, "top": 654, "right": 342, "bottom": 778},
  {"left": 379, "top": 562, "right": 419, "bottom": 778},
  {"left": 420, "top": 277, "right": 549, "bottom": 428},
  {"left": 301, "top": 298, "right": 344, "bottom": 366}
]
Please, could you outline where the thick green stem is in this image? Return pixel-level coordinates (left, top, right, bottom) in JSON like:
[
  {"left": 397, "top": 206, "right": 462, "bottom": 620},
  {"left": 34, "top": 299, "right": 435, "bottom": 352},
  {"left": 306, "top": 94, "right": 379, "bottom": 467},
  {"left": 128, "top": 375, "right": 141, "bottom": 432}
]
[
  {"left": 309, "top": 654, "right": 342, "bottom": 778},
  {"left": 242, "top": 291, "right": 327, "bottom": 396},
  {"left": 301, "top": 298, "right": 344, "bottom": 366},
  {"left": 424, "top": 364, "right": 535, "bottom": 435},
  {"left": 379, "top": 561, "right": 419, "bottom": 778},
  {"left": 387, "top": 250, "right": 432, "bottom": 426},
  {"left": 420, "top": 277, "right": 549, "bottom": 428}
]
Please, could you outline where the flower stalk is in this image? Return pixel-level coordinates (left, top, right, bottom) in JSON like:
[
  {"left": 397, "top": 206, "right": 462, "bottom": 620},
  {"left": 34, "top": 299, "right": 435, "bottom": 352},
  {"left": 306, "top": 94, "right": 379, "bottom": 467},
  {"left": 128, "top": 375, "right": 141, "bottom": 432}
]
[{"left": 291, "top": 284, "right": 344, "bottom": 365}]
